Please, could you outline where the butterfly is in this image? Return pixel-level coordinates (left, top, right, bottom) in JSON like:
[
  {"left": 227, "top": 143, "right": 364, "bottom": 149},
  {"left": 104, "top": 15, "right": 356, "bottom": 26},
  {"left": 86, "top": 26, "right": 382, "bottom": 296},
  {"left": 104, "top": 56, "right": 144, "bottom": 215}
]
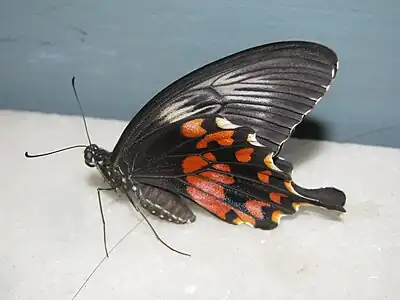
[
  {"left": 26, "top": 41, "right": 346, "bottom": 255},
  {"left": 85, "top": 40, "right": 345, "bottom": 226}
]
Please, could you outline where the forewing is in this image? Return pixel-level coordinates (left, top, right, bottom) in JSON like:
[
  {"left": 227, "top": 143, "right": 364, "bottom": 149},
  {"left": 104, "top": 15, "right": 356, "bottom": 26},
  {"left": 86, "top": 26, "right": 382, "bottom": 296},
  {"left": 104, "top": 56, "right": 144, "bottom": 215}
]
[
  {"left": 112, "top": 41, "right": 338, "bottom": 162},
  {"left": 130, "top": 116, "right": 346, "bottom": 229}
]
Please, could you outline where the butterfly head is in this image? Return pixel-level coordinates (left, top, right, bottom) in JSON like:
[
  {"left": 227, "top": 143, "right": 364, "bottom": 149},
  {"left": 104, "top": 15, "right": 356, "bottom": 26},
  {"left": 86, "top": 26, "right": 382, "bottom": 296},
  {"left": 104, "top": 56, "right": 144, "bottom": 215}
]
[{"left": 84, "top": 144, "right": 108, "bottom": 168}]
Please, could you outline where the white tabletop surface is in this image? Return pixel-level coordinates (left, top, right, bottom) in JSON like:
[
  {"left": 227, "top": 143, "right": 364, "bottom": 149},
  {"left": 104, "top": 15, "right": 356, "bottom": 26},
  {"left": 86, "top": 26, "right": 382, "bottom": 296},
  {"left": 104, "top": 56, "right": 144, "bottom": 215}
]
[{"left": 1, "top": 110, "right": 399, "bottom": 300}]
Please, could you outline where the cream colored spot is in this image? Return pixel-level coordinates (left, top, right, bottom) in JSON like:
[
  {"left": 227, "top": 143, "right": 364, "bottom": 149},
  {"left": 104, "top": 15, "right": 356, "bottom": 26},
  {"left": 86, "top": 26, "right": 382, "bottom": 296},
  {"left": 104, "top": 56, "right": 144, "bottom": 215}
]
[
  {"left": 215, "top": 117, "right": 241, "bottom": 129},
  {"left": 264, "top": 153, "right": 281, "bottom": 171},
  {"left": 247, "top": 133, "right": 265, "bottom": 147}
]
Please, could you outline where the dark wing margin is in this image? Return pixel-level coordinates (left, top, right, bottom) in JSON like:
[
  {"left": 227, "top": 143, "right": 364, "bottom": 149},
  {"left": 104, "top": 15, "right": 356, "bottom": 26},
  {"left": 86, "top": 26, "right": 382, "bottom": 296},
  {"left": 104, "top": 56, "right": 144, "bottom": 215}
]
[{"left": 112, "top": 40, "right": 338, "bottom": 162}]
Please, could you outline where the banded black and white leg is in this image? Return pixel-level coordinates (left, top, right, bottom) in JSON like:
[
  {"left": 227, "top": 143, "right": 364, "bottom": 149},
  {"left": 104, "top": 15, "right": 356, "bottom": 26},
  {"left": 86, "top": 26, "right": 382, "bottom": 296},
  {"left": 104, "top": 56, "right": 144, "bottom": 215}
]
[{"left": 97, "top": 187, "right": 115, "bottom": 257}]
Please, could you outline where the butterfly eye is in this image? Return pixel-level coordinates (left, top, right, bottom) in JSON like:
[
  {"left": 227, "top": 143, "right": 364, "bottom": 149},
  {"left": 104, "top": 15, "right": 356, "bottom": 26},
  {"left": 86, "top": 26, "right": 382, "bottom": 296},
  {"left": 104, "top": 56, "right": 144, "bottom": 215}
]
[{"left": 84, "top": 150, "right": 95, "bottom": 167}]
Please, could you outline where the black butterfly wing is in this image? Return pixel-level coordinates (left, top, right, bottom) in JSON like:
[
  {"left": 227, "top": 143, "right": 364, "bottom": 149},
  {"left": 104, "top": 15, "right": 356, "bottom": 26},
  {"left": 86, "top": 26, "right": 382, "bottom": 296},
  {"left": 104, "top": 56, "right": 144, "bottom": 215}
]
[
  {"left": 129, "top": 116, "right": 345, "bottom": 229},
  {"left": 111, "top": 40, "right": 338, "bottom": 164}
]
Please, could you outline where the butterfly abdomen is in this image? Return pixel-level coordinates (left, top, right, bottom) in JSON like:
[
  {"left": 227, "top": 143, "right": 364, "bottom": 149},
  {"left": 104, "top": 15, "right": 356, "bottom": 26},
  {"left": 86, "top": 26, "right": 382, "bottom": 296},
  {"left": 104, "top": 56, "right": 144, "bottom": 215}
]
[{"left": 136, "top": 183, "right": 196, "bottom": 224}]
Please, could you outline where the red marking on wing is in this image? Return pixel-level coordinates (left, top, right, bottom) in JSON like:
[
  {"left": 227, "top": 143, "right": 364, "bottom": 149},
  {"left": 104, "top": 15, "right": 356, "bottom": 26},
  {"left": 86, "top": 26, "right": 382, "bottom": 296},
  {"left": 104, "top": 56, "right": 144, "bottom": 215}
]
[
  {"left": 257, "top": 170, "right": 272, "bottom": 183},
  {"left": 181, "top": 119, "right": 206, "bottom": 138},
  {"left": 233, "top": 210, "right": 256, "bottom": 226},
  {"left": 182, "top": 156, "right": 208, "bottom": 174},
  {"left": 203, "top": 152, "right": 216, "bottom": 162},
  {"left": 212, "top": 164, "right": 231, "bottom": 172},
  {"left": 269, "top": 192, "right": 287, "bottom": 204},
  {"left": 196, "top": 131, "right": 234, "bottom": 149},
  {"left": 186, "top": 175, "right": 225, "bottom": 199},
  {"left": 235, "top": 148, "right": 254, "bottom": 163},
  {"left": 245, "top": 200, "right": 270, "bottom": 219},
  {"left": 186, "top": 186, "right": 231, "bottom": 220},
  {"left": 199, "top": 171, "right": 234, "bottom": 184}
]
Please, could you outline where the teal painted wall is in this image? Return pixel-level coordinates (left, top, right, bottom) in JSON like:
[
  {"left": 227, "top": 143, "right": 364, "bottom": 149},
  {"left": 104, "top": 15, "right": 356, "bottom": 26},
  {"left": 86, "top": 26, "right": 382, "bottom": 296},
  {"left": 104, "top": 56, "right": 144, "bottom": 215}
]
[{"left": 1, "top": 1, "right": 398, "bottom": 147}]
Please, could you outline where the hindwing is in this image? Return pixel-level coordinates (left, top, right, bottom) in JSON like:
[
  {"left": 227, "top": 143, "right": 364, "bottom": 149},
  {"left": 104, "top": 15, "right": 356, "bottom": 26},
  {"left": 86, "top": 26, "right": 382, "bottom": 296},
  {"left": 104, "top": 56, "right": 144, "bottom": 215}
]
[{"left": 130, "top": 116, "right": 345, "bottom": 229}]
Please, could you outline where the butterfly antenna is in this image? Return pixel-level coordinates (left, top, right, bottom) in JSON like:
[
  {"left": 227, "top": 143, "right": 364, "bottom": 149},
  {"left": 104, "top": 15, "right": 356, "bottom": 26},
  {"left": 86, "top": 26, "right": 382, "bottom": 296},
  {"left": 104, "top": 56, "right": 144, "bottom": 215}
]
[
  {"left": 126, "top": 193, "right": 191, "bottom": 257},
  {"left": 24, "top": 77, "right": 92, "bottom": 159},
  {"left": 24, "top": 145, "right": 87, "bottom": 158},
  {"left": 72, "top": 76, "right": 92, "bottom": 145}
]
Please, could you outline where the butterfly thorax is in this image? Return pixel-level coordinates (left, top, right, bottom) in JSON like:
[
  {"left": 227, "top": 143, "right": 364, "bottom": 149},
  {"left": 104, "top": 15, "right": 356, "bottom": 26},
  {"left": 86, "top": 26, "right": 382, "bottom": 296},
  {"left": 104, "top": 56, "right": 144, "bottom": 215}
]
[{"left": 84, "top": 144, "right": 135, "bottom": 191}]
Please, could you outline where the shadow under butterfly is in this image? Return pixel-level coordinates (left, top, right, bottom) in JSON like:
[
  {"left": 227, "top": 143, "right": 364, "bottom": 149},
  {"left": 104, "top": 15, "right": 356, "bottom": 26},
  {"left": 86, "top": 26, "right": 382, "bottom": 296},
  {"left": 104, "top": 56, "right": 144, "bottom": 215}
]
[{"left": 26, "top": 40, "right": 346, "bottom": 257}]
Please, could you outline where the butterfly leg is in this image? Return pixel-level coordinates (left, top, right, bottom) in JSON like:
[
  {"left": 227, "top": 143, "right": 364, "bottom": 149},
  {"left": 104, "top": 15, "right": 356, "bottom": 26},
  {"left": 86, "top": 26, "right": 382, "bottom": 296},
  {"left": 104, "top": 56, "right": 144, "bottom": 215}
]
[
  {"left": 97, "top": 187, "right": 115, "bottom": 258},
  {"left": 135, "top": 183, "right": 196, "bottom": 224}
]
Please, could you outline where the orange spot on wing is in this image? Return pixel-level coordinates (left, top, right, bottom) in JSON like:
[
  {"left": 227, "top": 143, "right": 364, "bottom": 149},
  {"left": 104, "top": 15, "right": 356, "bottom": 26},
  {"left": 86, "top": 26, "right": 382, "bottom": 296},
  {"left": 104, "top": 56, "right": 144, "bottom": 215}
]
[
  {"left": 186, "top": 186, "right": 231, "bottom": 220},
  {"left": 234, "top": 210, "right": 256, "bottom": 226},
  {"left": 181, "top": 119, "right": 206, "bottom": 138},
  {"left": 272, "top": 210, "right": 283, "bottom": 223},
  {"left": 269, "top": 193, "right": 288, "bottom": 204},
  {"left": 196, "top": 131, "right": 234, "bottom": 149},
  {"left": 203, "top": 152, "right": 216, "bottom": 161},
  {"left": 235, "top": 148, "right": 254, "bottom": 163},
  {"left": 245, "top": 200, "right": 270, "bottom": 219},
  {"left": 293, "top": 202, "right": 312, "bottom": 210},
  {"left": 213, "top": 164, "right": 231, "bottom": 172},
  {"left": 182, "top": 156, "right": 208, "bottom": 174},
  {"left": 264, "top": 153, "right": 279, "bottom": 170},
  {"left": 257, "top": 170, "right": 272, "bottom": 183},
  {"left": 199, "top": 171, "right": 234, "bottom": 184},
  {"left": 232, "top": 217, "right": 244, "bottom": 225},
  {"left": 284, "top": 180, "right": 296, "bottom": 193},
  {"left": 186, "top": 175, "right": 225, "bottom": 199},
  {"left": 293, "top": 202, "right": 300, "bottom": 210}
]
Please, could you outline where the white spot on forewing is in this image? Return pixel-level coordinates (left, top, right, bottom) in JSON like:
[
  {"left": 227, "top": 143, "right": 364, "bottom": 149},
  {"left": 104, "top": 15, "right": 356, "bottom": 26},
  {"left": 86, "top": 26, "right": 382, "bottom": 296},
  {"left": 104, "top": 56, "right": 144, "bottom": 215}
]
[
  {"left": 159, "top": 99, "right": 190, "bottom": 119},
  {"left": 247, "top": 133, "right": 265, "bottom": 147},
  {"left": 215, "top": 117, "right": 240, "bottom": 129},
  {"left": 164, "top": 105, "right": 195, "bottom": 123},
  {"left": 168, "top": 106, "right": 211, "bottom": 123},
  {"left": 185, "top": 285, "right": 197, "bottom": 295}
]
